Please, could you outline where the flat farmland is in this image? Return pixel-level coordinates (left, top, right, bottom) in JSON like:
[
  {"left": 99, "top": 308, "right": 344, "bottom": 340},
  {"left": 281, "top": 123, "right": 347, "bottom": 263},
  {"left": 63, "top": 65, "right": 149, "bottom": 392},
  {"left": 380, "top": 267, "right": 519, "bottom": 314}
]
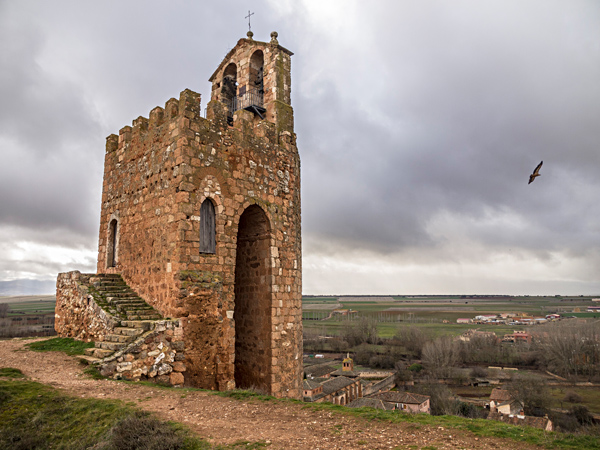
[
  {"left": 0, "top": 295, "right": 56, "bottom": 315},
  {"left": 302, "top": 295, "right": 597, "bottom": 338}
]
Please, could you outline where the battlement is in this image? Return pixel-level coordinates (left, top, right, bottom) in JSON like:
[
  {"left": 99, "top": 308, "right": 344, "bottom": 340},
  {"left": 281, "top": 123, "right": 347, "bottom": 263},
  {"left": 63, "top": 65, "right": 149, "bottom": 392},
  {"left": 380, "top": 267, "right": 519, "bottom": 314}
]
[{"left": 106, "top": 89, "right": 203, "bottom": 153}]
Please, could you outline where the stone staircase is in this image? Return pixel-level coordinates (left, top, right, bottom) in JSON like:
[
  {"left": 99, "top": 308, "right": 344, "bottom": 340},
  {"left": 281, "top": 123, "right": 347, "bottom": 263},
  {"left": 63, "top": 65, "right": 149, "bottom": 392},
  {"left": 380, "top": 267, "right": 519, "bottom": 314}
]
[{"left": 83, "top": 274, "right": 163, "bottom": 362}]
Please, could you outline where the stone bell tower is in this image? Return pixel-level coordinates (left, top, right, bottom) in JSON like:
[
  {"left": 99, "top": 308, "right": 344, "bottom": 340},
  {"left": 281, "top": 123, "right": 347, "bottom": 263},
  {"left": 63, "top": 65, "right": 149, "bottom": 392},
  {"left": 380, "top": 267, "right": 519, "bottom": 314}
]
[{"left": 93, "top": 31, "right": 302, "bottom": 398}]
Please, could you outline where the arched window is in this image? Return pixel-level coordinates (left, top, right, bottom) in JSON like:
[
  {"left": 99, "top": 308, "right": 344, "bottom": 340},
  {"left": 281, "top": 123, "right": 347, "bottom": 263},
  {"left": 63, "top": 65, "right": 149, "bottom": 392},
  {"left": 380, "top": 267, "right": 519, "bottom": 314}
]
[
  {"left": 107, "top": 218, "right": 118, "bottom": 268},
  {"left": 199, "top": 199, "right": 216, "bottom": 254},
  {"left": 249, "top": 50, "right": 264, "bottom": 97},
  {"left": 221, "top": 63, "right": 237, "bottom": 124}
]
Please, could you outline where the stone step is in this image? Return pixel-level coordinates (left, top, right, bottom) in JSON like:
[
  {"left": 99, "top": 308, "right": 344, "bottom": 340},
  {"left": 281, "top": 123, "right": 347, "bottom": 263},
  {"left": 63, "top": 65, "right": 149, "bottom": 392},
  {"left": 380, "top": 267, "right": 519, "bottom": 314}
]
[
  {"left": 97, "top": 287, "right": 130, "bottom": 293},
  {"left": 110, "top": 298, "right": 146, "bottom": 305},
  {"left": 112, "top": 327, "right": 144, "bottom": 337},
  {"left": 127, "top": 314, "right": 162, "bottom": 321},
  {"left": 77, "top": 355, "right": 102, "bottom": 364},
  {"left": 103, "top": 333, "right": 135, "bottom": 344},
  {"left": 116, "top": 304, "right": 155, "bottom": 314},
  {"left": 85, "top": 347, "right": 114, "bottom": 358},
  {"left": 106, "top": 292, "right": 143, "bottom": 302},
  {"left": 97, "top": 281, "right": 128, "bottom": 286},
  {"left": 95, "top": 341, "right": 126, "bottom": 351},
  {"left": 121, "top": 320, "right": 155, "bottom": 330}
]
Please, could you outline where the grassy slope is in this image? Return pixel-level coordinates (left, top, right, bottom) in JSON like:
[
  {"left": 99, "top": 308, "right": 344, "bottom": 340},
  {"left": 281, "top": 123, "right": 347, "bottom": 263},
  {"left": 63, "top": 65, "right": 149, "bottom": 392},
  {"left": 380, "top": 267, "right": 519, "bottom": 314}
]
[
  {"left": 25, "top": 337, "right": 95, "bottom": 355},
  {"left": 0, "top": 368, "right": 268, "bottom": 450}
]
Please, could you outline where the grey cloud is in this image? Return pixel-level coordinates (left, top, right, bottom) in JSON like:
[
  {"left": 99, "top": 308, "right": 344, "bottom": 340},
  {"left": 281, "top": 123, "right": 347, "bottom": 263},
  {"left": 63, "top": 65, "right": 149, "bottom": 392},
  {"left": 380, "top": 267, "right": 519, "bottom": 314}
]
[{"left": 1, "top": 0, "right": 598, "bottom": 292}]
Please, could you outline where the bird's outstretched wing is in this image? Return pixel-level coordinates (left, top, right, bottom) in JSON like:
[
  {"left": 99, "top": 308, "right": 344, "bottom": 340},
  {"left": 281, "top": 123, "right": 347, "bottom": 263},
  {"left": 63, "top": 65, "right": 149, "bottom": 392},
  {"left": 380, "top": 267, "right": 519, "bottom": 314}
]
[{"left": 528, "top": 161, "right": 543, "bottom": 184}]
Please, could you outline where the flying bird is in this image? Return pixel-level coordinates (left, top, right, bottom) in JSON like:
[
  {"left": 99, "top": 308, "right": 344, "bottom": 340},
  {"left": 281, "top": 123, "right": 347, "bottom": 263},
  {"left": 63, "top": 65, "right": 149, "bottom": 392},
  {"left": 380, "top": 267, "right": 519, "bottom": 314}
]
[{"left": 528, "top": 161, "right": 543, "bottom": 184}]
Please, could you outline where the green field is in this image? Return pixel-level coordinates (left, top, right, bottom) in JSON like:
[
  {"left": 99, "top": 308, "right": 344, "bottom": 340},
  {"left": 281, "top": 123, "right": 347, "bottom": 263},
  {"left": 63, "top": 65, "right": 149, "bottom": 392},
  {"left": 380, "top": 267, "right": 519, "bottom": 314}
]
[
  {"left": 0, "top": 295, "right": 56, "bottom": 316},
  {"left": 302, "top": 295, "right": 599, "bottom": 338},
  {"left": 6, "top": 300, "right": 56, "bottom": 315}
]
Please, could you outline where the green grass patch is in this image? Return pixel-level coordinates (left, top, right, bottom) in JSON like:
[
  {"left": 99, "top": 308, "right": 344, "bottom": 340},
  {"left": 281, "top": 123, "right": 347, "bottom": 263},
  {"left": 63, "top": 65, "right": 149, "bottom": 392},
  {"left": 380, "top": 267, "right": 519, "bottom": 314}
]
[
  {"left": 0, "top": 367, "right": 25, "bottom": 378},
  {"left": 213, "top": 389, "right": 276, "bottom": 402},
  {"left": 0, "top": 373, "right": 268, "bottom": 450},
  {"left": 5, "top": 299, "right": 56, "bottom": 315},
  {"left": 25, "top": 337, "right": 95, "bottom": 356},
  {"left": 549, "top": 386, "right": 600, "bottom": 415},
  {"left": 83, "top": 365, "right": 106, "bottom": 380}
]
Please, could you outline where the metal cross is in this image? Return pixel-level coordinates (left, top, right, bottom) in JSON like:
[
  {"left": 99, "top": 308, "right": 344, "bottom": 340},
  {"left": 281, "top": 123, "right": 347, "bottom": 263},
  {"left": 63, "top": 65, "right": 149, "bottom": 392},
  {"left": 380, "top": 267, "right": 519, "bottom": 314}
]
[{"left": 245, "top": 10, "right": 254, "bottom": 31}]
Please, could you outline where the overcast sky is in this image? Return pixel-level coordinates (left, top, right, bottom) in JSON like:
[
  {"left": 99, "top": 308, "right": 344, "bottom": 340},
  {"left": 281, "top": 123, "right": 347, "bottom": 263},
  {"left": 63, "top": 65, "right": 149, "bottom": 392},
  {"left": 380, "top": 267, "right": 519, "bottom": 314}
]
[{"left": 1, "top": 0, "right": 599, "bottom": 295}]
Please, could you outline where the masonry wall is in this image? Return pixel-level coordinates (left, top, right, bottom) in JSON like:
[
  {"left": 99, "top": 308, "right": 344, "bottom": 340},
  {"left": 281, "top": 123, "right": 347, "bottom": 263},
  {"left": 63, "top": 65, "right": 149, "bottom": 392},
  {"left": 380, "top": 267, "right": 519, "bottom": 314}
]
[
  {"left": 97, "top": 36, "right": 302, "bottom": 398},
  {"left": 55, "top": 271, "right": 118, "bottom": 342}
]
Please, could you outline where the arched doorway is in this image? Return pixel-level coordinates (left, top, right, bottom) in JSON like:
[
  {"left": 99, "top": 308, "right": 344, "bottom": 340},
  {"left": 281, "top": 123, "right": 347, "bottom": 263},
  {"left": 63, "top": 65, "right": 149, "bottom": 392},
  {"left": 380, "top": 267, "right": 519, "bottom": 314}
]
[{"left": 234, "top": 205, "right": 272, "bottom": 392}]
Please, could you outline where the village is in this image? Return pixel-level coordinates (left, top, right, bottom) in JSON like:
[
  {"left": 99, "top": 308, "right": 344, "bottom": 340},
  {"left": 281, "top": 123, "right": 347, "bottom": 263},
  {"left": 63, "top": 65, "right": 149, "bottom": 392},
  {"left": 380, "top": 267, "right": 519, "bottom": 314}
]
[{"left": 300, "top": 347, "right": 598, "bottom": 432}]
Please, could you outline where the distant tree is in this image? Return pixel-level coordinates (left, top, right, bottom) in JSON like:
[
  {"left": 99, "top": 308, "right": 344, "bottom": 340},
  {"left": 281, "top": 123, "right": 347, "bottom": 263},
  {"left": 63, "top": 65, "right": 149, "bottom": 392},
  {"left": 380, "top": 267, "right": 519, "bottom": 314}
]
[
  {"left": 342, "top": 317, "right": 378, "bottom": 346},
  {"left": 563, "top": 390, "right": 583, "bottom": 403},
  {"left": 506, "top": 374, "right": 551, "bottom": 417},
  {"left": 394, "top": 362, "right": 414, "bottom": 385},
  {"left": 413, "top": 378, "right": 458, "bottom": 416},
  {"left": 422, "top": 336, "right": 462, "bottom": 378},
  {"left": 469, "top": 366, "right": 488, "bottom": 378},
  {"left": 393, "top": 327, "right": 430, "bottom": 359},
  {"left": 535, "top": 320, "right": 600, "bottom": 378},
  {"left": 0, "top": 304, "right": 9, "bottom": 318},
  {"left": 571, "top": 405, "right": 594, "bottom": 426},
  {"left": 329, "top": 338, "right": 349, "bottom": 353}
]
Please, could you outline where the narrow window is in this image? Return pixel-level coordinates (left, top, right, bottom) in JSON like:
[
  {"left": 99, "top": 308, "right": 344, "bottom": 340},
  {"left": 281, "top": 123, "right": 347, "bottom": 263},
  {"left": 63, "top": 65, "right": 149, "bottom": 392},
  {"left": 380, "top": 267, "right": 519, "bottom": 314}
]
[
  {"left": 107, "top": 218, "right": 118, "bottom": 268},
  {"left": 200, "top": 199, "right": 216, "bottom": 254}
]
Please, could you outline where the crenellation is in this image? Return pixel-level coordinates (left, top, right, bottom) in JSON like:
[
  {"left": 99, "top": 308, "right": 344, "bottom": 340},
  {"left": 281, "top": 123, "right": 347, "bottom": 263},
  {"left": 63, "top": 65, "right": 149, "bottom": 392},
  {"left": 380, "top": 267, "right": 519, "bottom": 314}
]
[
  {"left": 106, "top": 134, "right": 118, "bottom": 153},
  {"left": 118, "top": 126, "right": 132, "bottom": 146},
  {"left": 132, "top": 116, "right": 149, "bottom": 135},
  {"left": 165, "top": 98, "right": 179, "bottom": 119},
  {"left": 149, "top": 106, "right": 165, "bottom": 127}
]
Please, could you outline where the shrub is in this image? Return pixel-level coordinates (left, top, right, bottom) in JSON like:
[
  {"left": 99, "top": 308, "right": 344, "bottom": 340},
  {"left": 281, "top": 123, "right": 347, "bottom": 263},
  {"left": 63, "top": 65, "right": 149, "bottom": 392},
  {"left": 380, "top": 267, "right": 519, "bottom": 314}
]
[
  {"left": 469, "top": 366, "right": 488, "bottom": 378},
  {"left": 563, "top": 390, "right": 583, "bottom": 403},
  {"left": 100, "top": 412, "right": 186, "bottom": 450},
  {"left": 550, "top": 411, "right": 580, "bottom": 432},
  {"left": 572, "top": 405, "right": 595, "bottom": 426},
  {"left": 368, "top": 354, "right": 396, "bottom": 369},
  {"left": 408, "top": 363, "right": 423, "bottom": 373}
]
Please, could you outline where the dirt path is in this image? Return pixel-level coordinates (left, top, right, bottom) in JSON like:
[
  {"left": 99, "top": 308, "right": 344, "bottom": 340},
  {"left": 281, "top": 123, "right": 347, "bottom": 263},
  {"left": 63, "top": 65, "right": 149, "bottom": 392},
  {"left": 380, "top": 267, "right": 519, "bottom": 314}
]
[{"left": 0, "top": 338, "right": 542, "bottom": 450}]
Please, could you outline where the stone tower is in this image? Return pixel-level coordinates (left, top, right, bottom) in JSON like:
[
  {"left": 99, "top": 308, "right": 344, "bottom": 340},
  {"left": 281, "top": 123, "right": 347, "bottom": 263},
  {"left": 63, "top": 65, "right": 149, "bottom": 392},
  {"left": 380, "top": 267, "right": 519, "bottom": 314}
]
[{"left": 95, "top": 32, "right": 302, "bottom": 398}]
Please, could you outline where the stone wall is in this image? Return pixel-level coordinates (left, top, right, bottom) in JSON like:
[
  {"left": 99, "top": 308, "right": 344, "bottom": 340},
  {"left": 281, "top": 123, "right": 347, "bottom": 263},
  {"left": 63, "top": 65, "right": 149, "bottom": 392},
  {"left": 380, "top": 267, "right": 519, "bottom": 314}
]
[
  {"left": 56, "top": 270, "right": 186, "bottom": 387},
  {"left": 99, "top": 320, "right": 186, "bottom": 387},
  {"left": 55, "top": 271, "right": 117, "bottom": 342},
  {"left": 363, "top": 375, "right": 396, "bottom": 397},
  {"left": 487, "top": 411, "right": 553, "bottom": 431}
]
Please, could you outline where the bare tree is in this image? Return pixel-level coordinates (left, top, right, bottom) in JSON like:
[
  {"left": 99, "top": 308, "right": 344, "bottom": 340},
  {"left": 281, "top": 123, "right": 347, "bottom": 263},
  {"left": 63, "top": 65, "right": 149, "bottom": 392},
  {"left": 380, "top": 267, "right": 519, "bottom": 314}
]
[
  {"left": 535, "top": 320, "right": 600, "bottom": 379},
  {"left": 422, "top": 336, "right": 462, "bottom": 378},
  {"left": 393, "top": 327, "right": 430, "bottom": 359},
  {"left": 0, "top": 303, "right": 9, "bottom": 318},
  {"left": 506, "top": 374, "right": 551, "bottom": 417},
  {"left": 342, "top": 316, "right": 378, "bottom": 346}
]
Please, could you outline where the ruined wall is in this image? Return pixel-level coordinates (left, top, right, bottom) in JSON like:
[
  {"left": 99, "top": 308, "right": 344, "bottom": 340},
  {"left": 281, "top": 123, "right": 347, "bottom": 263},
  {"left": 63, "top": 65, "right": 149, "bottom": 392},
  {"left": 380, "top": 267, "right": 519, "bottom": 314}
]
[
  {"left": 55, "top": 271, "right": 118, "bottom": 341},
  {"left": 97, "top": 35, "right": 302, "bottom": 398},
  {"left": 99, "top": 320, "right": 186, "bottom": 387}
]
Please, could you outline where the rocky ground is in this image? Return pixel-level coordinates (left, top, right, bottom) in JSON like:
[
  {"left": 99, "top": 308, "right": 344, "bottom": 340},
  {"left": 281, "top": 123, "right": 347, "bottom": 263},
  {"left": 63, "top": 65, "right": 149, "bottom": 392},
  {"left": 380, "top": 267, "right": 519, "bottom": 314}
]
[{"left": 0, "top": 338, "right": 545, "bottom": 450}]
